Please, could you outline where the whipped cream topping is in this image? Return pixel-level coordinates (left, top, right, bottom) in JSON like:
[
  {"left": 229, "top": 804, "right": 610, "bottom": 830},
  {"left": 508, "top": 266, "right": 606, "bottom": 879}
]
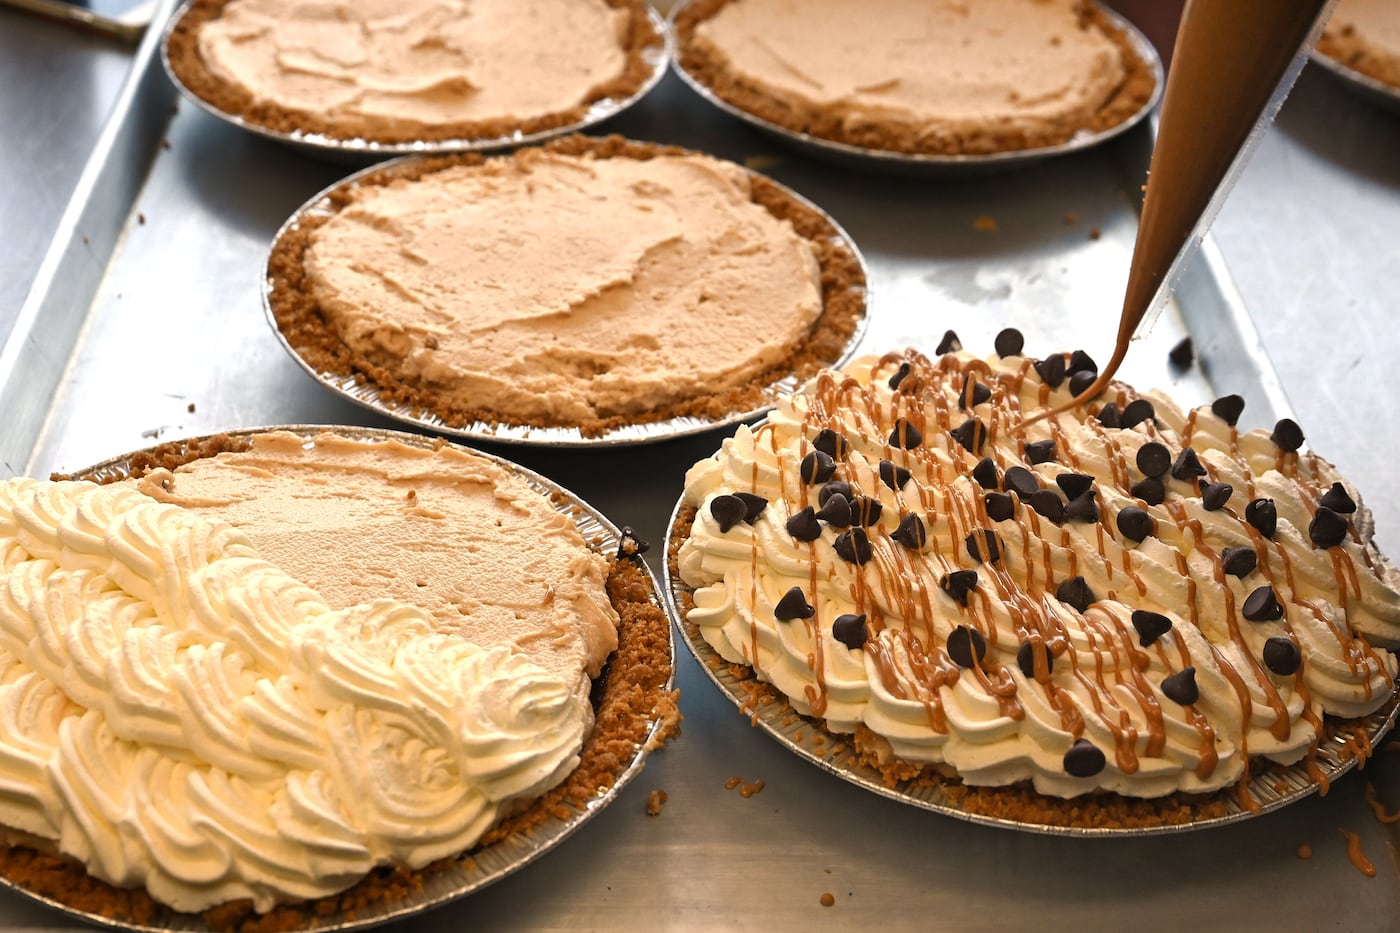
[
  {"left": 196, "top": 0, "right": 629, "bottom": 134},
  {"left": 303, "top": 148, "right": 824, "bottom": 425},
  {"left": 678, "top": 346, "right": 1400, "bottom": 800},
  {"left": 0, "top": 478, "right": 591, "bottom": 912}
]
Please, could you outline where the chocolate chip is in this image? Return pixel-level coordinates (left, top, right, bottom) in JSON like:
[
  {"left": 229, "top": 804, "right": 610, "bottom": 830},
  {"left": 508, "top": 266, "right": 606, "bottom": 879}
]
[
  {"left": 735, "top": 492, "right": 768, "bottom": 523},
  {"left": 1063, "top": 739, "right": 1106, "bottom": 778},
  {"left": 1069, "top": 350, "right": 1097, "bottom": 375},
  {"left": 1242, "top": 586, "right": 1284, "bottom": 622},
  {"left": 940, "top": 569, "right": 978, "bottom": 606},
  {"left": 710, "top": 495, "right": 749, "bottom": 533},
  {"left": 1120, "top": 398, "right": 1155, "bottom": 430},
  {"left": 1271, "top": 418, "right": 1304, "bottom": 452},
  {"left": 1135, "top": 442, "right": 1171, "bottom": 478},
  {"left": 971, "top": 457, "right": 999, "bottom": 490},
  {"left": 889, "top": 419, "right": 923, "bottom": 449},
  {"left": 1116, "top": 506, "right": 1155, "bottom": 542},
  {"left": 1201, "top": 482, "right": 1233, "bottom": 511},
  {"left": 774, "top": 586, "right": 814, "bottom": 621},
  {"left": 1221, "top": 546, "right": 1257, "bottom": 578},
  {"left": 1056, "top": 576, "right": 1095, "bottom": 613},
  {"left": 1309, "top": 506, "right": 1348, "bottom": 549},
  {"left": 995, "top": 328, "right": 1024, "bottom": 358},
  {"left": 786, "top": 506, "right": 822, "bottom": 542},
  {"left": 1171, "top": 447, "right": 1207, "bottom": 481},
  {"left": 1096, "top": 403, "right": 1121, "bottom": 428},
  {"left": 959, "top": 381, "right": 993, "bottom": 409},
  {"left": 1065, "top": 491, "right": 1100, "bottom": 523},
  {"left": 1034, "top": 354, "right": 1066, "bottom": 388},
  {"left": 1056, "top": 473, "right": 1094, "bottom": 500},
  {"left": 1030, "top": 490, "right": 1065, "bottom": 524},
  {"left": 985, "top": 491, "right": 1016, "bottom": 522},
  {"left": 832, "top": 613, "right": 868, "bottom": 650},
  {"left": 1319, "top": 482, "right": 1356, "bottom": 514},
  {"left": 1130, "top": 477, "right": 1165, "bottom": 506},
  {"left": 1210, "top": 395, "right": 1245, "bottom": 426},
  {"left": 1161, "top": 667, "right": 1199, "bottom": 706},
  {"left": 1003, "top": 465, "right": 1039, "bottom": 499},
  {"left": 1017, "top": 640, "right": 1053, "bottom": 679},
  {"left": 834, "top": 528, "right": 873, "bottom": 564},
  {"left": 1069, "top": 369, "right": 1099, "bottom": 397},
  {"left": 851, "top": 496, "right": 884, "bottom": 527},
  {"left": 888, "top": 361, "right": 911, "bottom": 390},
  {"left": 892, "top": 513, "right": 926, "bottom": 550},
  {"left": 879, "top": 459, "right": 913, "bottom": 492},
  {"left": 1131, "top": 609, "right": 1172, "bottom": 646},
  {"left": 946, "top": 625, "right": 986, "bottom": 668},
  {"left": 936, "top": 330, "right": 962, "bottom": 355},
  {"left": 816, "top": 493, "right": 852, "bottom": 528},
  {"left": 1263, "top": 636, "right": 1301, "bottom": 676},
  {"left": 617, "top": 526, "right": 650, "bottom": 562},
  {"left": 1245, "top": 498, "right": 1277, "bottom": 539},
  {"left": 951, "top": 418, "right": 986, "bottom": 454},
  {"left": 1025, "top": 439, "right": 1056, "bottom": 464},
  {"left": 818, "top": 482, "right": 852, "bottom": 507},
  {"left": 801, "top": 450, "right": 837, "bottom": 484},
  {"left": 813, "top": 428, "right": 849, "bottom": 460},
  {"left": 1169, "top": 336, "right": 1194, "bottom": 369},
  {"left": 965, "top": 530, "right": 1001, "bottom": 564}
]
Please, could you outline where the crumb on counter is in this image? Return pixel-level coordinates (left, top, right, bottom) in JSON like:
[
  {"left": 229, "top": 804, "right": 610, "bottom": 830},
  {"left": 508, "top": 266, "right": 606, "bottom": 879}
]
[
  {"left": 973, "top": 215, "right": 999, "bottom": 233},
  {"left": 1296, "top": 843, "right": 1312, "bottom": 859},
  {"left": 187, "top": 402, "right": 196, "bottom": 413},
  {"left": 820, "top": 893, "right": 835, "bottom": 907},
  {"left": 1063, "top": 210, "right": 1078, "bottom": 225},
  {"left": 646, "top": 789, "right": 668, "bottom": 816},
  {"left": 1089, "top": 226, "right": 1101, "bottom": 240}
]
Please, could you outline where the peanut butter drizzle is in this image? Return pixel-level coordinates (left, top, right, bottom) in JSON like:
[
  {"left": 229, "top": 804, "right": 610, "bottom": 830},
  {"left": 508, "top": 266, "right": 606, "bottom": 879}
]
[
  {"left": 1363, "top": 782, "right": 1400, "bottom": 824},
  {"left": 1338, "top": 828, "right": 1378, "bottom": 878}
]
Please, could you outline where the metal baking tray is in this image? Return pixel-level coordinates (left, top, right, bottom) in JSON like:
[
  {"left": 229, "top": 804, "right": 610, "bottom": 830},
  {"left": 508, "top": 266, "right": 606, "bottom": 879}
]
[{"left": 2, "top": 2, "right": 1398, "bottom": 930}]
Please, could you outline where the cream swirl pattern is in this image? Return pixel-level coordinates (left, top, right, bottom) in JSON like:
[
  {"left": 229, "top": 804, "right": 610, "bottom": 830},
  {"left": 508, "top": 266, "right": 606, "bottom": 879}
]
[
  {"left": 678, "top": 343, "right": 1400, "bottom": 800},
  {"left": 0, "top": 479, "right": 588, "bottom": 912}
]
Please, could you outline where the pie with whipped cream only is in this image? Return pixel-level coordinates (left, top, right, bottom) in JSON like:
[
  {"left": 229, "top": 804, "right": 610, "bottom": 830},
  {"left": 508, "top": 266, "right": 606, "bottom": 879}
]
[
  {"left": 267, "top": 135, "right": 866, "bottom": 436},
  {"left": 1318, "top": 0, "right": 1400, "bottom": 90},
  {"left": 0, "top": 431, "right": 674, "bottom": 929},
  {"left": 675, "top": 336, "right": 1400, "bottom": 826},
  {"left": 164, "top": 0, "right": 662, "bottom": 144},
  {"left": 673, "top": 0, "right": 1159, "bottom": 156}
]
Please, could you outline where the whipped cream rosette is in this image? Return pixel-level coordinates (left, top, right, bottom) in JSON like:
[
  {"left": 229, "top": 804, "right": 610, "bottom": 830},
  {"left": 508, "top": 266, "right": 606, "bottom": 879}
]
[{"left": 677, "top": 339, "right": 1400, "bottom": 801}]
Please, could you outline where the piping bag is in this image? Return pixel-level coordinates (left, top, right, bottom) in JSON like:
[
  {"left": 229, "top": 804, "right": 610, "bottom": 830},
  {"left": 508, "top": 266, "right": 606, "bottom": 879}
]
[{"left": 1026, "top": 0, "right": 1336, "bottom": 426}]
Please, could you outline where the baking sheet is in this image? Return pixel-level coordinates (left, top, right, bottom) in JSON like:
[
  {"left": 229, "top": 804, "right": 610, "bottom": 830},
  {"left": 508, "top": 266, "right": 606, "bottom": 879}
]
[{"left": 2, "top": 2, "right": 1398, "bottom": 930}]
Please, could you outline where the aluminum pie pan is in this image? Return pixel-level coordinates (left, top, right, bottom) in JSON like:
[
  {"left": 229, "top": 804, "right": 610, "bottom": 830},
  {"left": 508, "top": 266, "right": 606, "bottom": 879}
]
[
  {"left": 667, "top": 0, "right": 1164, "bottom": 177},
  {"left": 662, "top": 486, "right": 1399, "bottom": 838},
  {"left": 0, "top": 424, "right": 676, "bottom": 932},
  {"left": 159, "top": 0, "right": 672, "bottom": 163},
  {"left": 1310, "top": 49, "right": 1400, "bottom": 115},
  {"left": 262, "top": 147, "right": 871, "bottom": 448}
]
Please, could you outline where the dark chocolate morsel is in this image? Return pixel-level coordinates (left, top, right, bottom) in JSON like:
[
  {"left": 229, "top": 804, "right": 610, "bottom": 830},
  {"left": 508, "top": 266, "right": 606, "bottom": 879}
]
[
  {"left": 959, "top": 381, "right": 993, "bottom": 409},
  {"left": 936, "top": 330, "right": 963, "bottom": 355},
  {"left": 1068, "top": 369, "right": 1100, "bottom": 397},
  {"left": 616, "top": 526, "right": 650, "bottom": 562},
  {"left": 946, "top": 625, "right": 987, "bottom": 668},
  {"left": 1056, "top": 473, "right": 1095, "bottom": 500},
  {"left": 815, "top": 493, "right": 852, "bottom": 528},
  {"left": 1064, "top": 739, "right": 1106, "bottom": 778},
  {"left": 1029, "top": 490, "right": 1065, "bottom": 524},
  {"left": 1201, "top": 482, "right": 1233, "bottom": 511},
  {"left": 800, "top": 450, "right": 837, "bottom": 484},
  {"left": 888, "top": 361, "right": 912, "bottom": 390},
  {"left": 832, "top": 613, "right": 868, "bottom": 650},
  {"left": 1131, "top": 609, "right": 1173, "bottom": 647},
  {"left": 892, "top": 513, "right": 927, "bottom": 550},
  {"left": 1017, "top": 640, "right": 1054, "bottom": 679},
  {"left": 951, "top": 418, "right": 986, "bottom": 454},
  {"left": 851, "top": 496, "right": 884, "bottom": 527},
  {"left": 1210, "top": 394, "right": 1245, "bottom": 427},
  {"left": 1271, "top": 418, "right": 1305, "bottom": 452},
  {"left": 1120, "top": 398, "right": 1156, "bottom": 430},
  {"left": 1135, "top": 442, "right": 1172, "bottom": 478},
  {"left": 1056, "top": 575, "right": 1095, "bottom": 613},
  {"left": 1319, "top": 482, "right": 1356, "bottom": 514},
  {"left": 1130, "top": 476, "right": 1165, "bottom": 506},
  {"left": 1221, "top": 546, "right": 1257, "bottom": 578},
  {"left": 1096, "top": 403, "right": 1121, "bottom": 428},
  {"left": 971, "top": 456, "right": 999, "bottom": 490},
  {"left": 984, "top": 491, "right": 1017, "bottom": 522},
  {"left": 774, "top": 586, "right": 814, "bottom": 621},
  {"left": 1161, "top": 667, "right": 1199, "bottom": 706},
  {"left": 1065, "top": 491, "right": 1100, "bottom": 524},
  {"left": 834, "top": 528, "right": 873, "bottom": 564},
  {"left": 710, "top": 495, "right": 748, "bottom": 533},
  {"left": 1263, "top": 636, "right": 1301, "bottom": 676},
  {"left": 879, "top": 459, "right": 913, "bottom": 491},
  {"left": 889, "top": 418, "right": 923, "bottom": 449},
  {"left": 818, "top": 481, "right": 852, "bottom": 506},
  {"left": 813, "top": 428, "right": 849, "bottom": 460},
  {"left": 965, "top": 529, "right": 1001, "bottom": 564},
  {"left": 1025, "top": 439, "right": 1056, "bottom": 464},
  {"left": 785, "top": 507, "right": 823, "bottom": 542},
  {"left": 1245, "top": 498, "right": 1277, "bottom": 539},
  {"left": 1170, "top": 447, "right": 1207, "bottom": 481},
  {"left": 1003, "top": 465, "right": 1040, "bottom": 499},
  {"left": 1069, "top": 349, "right": 1098, "bottom": 375},
  {"left": 1116, "top": 506, "right": 1155, "bottom": 543},
  {"left": 734, "top": 492, "right": 768, "bottom": 524},
  {"left": 940, "top": 569, "right": 979, "bottom": 607},
  {"left": 994, "top": 327, "right": 1025, "bottom": 358},
  {"left": 1242, "top": 585, "right": 1284, "bottom": 622},
  {"left": 1034, "top": 354, "right": 1067, "bottom": 388},
  {"left": 1309, "top": 506, "right": 1348, "bottom": 549},
  {"left": 1169, "top": 336, "right": 1194, "bottom": 369}
]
